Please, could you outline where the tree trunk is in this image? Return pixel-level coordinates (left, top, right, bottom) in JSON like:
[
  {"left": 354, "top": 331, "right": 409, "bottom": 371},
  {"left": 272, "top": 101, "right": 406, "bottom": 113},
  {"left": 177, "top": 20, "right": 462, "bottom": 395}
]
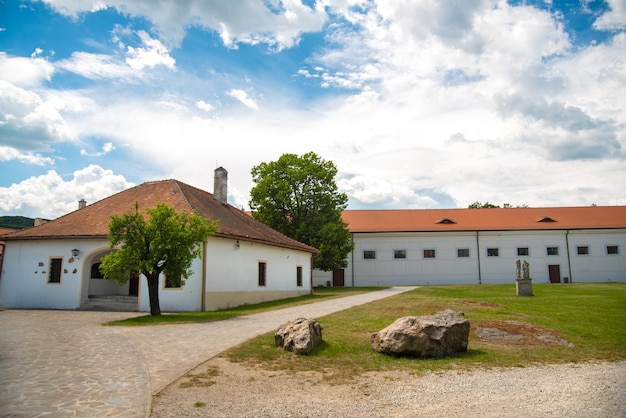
[{"left": 146, "top": 273, "right": 161, "bottom": 316}]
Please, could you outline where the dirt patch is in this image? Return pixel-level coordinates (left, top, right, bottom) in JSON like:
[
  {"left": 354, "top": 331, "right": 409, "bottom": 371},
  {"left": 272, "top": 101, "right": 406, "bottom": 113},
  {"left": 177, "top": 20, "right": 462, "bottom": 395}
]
[
  {"left": 461, "top": 300, "right": 503, "bottom": 308},
  {"left": 475, "top": 320, "right": 574, "bottom": 348}
]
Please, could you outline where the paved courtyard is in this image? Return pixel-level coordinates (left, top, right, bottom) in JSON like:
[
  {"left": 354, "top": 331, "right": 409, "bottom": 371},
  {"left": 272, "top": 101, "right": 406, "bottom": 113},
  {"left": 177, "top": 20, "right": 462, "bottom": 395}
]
[{"left": 0, "top": 287, "right": 415, "bottom": 417}]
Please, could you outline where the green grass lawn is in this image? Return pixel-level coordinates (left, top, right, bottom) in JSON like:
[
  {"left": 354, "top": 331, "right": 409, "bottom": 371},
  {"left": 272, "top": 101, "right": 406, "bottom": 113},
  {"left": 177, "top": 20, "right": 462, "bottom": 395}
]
[
  {"left": 104, "top": 286, "right": 385, "bottom": 326},
  {"left": 225, "top": 283, "right": 626, "bottom": 381}
]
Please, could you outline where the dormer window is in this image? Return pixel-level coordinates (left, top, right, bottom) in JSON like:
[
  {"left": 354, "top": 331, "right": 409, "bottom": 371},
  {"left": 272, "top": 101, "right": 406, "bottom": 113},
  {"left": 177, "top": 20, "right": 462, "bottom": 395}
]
[
  {"left": 538, "top": 217, "right": 556, "bottom": 223},
  {"left": 437, "top": 218, "right": 456, "bottom": 224}
]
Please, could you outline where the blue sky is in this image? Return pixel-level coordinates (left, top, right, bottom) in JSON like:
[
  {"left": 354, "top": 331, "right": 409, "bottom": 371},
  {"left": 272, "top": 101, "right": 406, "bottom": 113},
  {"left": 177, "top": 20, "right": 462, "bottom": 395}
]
[{"left": 1, "top": 0, "right": 625, "bottom": 219}]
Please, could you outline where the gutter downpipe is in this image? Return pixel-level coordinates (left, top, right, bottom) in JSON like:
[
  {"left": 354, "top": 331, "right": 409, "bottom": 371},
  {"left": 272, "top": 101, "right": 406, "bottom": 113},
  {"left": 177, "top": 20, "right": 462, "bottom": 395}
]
[
  {"left": 565, "top": 230, "right": 573, "bottom": 283},
  {"left": 201, "top": 240, "right": 207, "bottom": 311},
  {"left": 351, "top": 232, "right": 355, "bottom": 287},
  {"left": 476, "top": 231, "right": 482, "bottom": 285}
]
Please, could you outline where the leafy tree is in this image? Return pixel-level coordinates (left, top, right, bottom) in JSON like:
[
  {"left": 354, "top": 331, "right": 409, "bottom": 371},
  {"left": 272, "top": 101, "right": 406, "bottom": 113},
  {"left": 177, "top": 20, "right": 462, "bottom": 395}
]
[
  {"left": 100, "top": 203, "right": 219, "bottom": 315},
  {"left": 468, "top": 201, "right": 500, "bottom": 208},
  {"left": 249, "top": 152, "right": 354, "bottom": 271}
]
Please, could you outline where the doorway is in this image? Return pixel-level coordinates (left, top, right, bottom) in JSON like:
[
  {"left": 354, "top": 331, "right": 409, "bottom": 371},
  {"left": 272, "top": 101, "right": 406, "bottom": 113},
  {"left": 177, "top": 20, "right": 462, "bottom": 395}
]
[
  {"left": 332, "top": 269, "right": 345, "bottom": 287},
  {"left": 128, "top": 272, "right": 139, "bottom": 296},
  {"left": 548, "top": 265, "right": 561, "bottom": 283}
]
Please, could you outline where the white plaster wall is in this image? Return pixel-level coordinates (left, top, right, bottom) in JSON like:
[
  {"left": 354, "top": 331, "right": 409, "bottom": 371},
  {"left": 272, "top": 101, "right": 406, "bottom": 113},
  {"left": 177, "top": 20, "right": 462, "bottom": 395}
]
[
  {"left": 0, "top": 239, "right": 106, "bottom": 309},
  {"left": 567, "top": 230, "right": 626, "bottom": 282},
  {"left": 350, "top": 232, "right": 480, "bottom": 286},
  {"left": 138, "top": 256, "right": 203, "bottom": 312},
  {"left": 205, "top": 237, "right": 312, "bottom": 292},
  {"left": 344, "top": 229, "right": 625, "bottom": 286}
]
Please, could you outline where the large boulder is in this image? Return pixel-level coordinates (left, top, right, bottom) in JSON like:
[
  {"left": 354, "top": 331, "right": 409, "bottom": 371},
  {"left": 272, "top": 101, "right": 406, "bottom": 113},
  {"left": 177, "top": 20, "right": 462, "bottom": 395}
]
[
  {"left": 371, "top": 309, "right": 470, "bottom": 357},
  {"left": 275, "top": 318, "right": 323, "bottom": 355}
]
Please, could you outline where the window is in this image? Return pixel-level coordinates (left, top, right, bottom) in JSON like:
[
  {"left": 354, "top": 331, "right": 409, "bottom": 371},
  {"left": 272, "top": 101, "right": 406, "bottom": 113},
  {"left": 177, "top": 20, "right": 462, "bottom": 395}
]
[
  {"left": 457, "top": 248, "right": 470, "bottom": 258},
  {"left": 547, "top": 246, "right": 559, "bottom": 256},
  {"left": 48, "top": 258, "right": 62, "bottom": 283},
  {"left": 517, "top": 247, "right": 529, "bottom": 256},
  {"left": 258, "top": 261, "right": 267, "bottom": 286},
  {"left": 296, "top": 266, "right": 303, "bottom": 287},
  {"left": 164, "top": 275, "right": 182, "bottom": 288},
  {"left": 394, "top": 250, "right": 406, "bottom": 259},
  {"left": 487, "top": 248, "right": 499, "bottom": 257},
  {"left": 577, "top": 246, "right": 589, "bottom": 255},
  {"left": 607, "top": 245, "right": 619, "bottom": 255},
  {"left": 363, "top": 250, "right": 376, "bottom": 260},
  {"left": 90, "top": 262, "right": 104, "bottom": 279},
  {"left": 423, "top": 249, "right": 436, "bottom": 258}
]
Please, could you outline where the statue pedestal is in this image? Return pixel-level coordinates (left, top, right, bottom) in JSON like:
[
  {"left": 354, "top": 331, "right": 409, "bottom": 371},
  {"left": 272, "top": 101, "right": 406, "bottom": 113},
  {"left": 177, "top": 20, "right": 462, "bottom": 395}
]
[{"left": 516, "top": 278, "right": 533, "bottom": 296}]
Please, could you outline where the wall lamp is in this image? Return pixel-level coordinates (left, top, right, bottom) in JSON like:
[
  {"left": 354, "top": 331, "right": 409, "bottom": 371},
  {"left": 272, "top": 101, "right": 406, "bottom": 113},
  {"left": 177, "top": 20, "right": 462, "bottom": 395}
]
[
  {"left": 71, "top": 248, "right": 80, "bottom": 258},
  {"left": 234, "top": 240, "right": 240, "bottom": 249}
]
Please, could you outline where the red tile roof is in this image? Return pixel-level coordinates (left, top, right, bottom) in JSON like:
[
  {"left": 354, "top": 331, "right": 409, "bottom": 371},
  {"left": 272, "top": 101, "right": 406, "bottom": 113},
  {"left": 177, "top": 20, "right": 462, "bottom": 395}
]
[
  {"left": 342, "top": 206, "right": 626, "bottom": 233},
  {"left": 3, "top": 180, "right": 318, "bottom": 254}
]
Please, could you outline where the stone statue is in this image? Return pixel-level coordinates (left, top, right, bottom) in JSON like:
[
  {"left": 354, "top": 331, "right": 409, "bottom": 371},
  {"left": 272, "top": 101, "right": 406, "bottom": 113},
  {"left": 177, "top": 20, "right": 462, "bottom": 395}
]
[
  {"left": 523, "top": 261, "right": 530, "bottom": 279},
  {"left": 515, "top": 259, "right": 521, "bottom": 279}
]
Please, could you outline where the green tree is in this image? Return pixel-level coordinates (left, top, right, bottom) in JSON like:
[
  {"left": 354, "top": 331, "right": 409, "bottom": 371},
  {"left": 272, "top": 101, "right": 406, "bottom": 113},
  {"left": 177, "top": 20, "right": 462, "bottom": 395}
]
[
  {"left": 100, "top": 203, "right": 219, "bottom": 315},
  {"left": 249, "top": 152, "right": 354, "bottom": 271},
  {"left": 468, "top": 201, "right": 500, "bottom": 208}
]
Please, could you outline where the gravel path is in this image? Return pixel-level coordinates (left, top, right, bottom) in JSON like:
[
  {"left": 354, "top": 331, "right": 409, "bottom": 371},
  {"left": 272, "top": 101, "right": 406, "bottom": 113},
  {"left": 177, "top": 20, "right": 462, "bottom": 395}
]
[{"left": 152, "top": 358, "right": 625, "bottom": 417}]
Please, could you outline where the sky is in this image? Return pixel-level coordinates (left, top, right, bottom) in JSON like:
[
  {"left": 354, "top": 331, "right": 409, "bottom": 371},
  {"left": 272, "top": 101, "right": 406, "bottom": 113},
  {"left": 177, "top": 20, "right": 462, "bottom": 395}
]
[{"left": 1, "top": 0, "right": 625, "bottom": 219}]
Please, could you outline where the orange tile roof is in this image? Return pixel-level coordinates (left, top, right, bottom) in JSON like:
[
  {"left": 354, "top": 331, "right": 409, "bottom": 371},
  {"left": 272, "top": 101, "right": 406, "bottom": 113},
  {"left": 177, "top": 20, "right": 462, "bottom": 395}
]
[
  {"left": 3, "top": 180, "right": 318, "bottom": 254},
  {"left": 342, "top": 206, "right": 626, "bottom": 233}
]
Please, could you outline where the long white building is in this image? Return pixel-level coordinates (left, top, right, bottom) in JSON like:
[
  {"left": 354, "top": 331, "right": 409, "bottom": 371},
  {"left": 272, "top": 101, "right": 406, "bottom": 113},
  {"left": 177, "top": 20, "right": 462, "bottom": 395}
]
[{"left": 314, "top": 206, "right": 626, "bottom": 286}]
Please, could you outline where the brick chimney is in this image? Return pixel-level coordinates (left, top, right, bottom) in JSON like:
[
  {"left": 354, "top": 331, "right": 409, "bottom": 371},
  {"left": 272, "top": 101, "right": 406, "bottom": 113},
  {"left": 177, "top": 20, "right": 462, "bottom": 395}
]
[
  {"left": 78, "top": 199, "right": 87, "bottom": 210},
  {"left": 214, "top": 167, "right": 228, "bottom": 204}
]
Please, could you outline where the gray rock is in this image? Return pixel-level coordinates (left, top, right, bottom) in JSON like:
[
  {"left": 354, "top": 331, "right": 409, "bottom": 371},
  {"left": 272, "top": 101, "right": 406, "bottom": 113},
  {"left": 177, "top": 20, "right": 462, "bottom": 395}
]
[
  {"left": 371, "top": 309, "right": 470, "bottom": 357},
  {"left": 275, "top": 318, "right": 323, "bottom": 355}
]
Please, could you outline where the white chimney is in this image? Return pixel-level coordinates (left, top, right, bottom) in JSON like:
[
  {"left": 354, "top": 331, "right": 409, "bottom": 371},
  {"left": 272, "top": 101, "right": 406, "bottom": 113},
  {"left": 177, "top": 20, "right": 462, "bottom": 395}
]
[
  {"left": 78, "top": 199, "right": 87, "bottom": 209},
  {"left": 214, "top": 167, "right": 228, "bottom": 203}
]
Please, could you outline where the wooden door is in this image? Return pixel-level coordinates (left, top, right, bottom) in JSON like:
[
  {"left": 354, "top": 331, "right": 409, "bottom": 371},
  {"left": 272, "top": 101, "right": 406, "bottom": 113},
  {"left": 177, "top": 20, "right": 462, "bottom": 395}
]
[
  {"left": 128, "top": 272, "right": 139, "bottom": 296},
  {"left": 548, "top": 265, "right": 561, "bottom": 284},
  {"left": 332, "top": 269, "right": 345, "bottom": 287}
]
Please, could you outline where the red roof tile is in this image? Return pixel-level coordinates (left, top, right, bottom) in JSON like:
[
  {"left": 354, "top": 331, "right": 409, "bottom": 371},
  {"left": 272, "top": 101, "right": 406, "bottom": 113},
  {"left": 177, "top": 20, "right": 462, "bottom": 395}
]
[
  {"left": 3, "top": 180, "right": 318, "bottom": 254},
  {"left": 342, "top": 206, "right": 626, "bottom": 232}
]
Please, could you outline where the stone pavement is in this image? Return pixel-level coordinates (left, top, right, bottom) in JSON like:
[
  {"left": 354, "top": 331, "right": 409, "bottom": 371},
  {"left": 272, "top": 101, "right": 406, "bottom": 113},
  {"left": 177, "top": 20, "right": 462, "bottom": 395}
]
[{"left": 0, "top": 286, "right": 416, "bottom": 417}]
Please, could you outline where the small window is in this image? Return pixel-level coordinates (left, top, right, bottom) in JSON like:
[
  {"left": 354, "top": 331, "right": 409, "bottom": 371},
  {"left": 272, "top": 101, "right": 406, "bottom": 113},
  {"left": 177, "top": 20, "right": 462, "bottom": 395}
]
[
  {"left": 577, "top": 246, "right": 589, "bottom": 255},
  {"left": 258, "top": 261, "right": 267, "bottom": 286},
  {"left": 164, "top": 275, "right": 182, "bottom": 288},
  {"left": 363, "top": 250, "right": 376, "bottom": 260},
  {"left": 90, "top": 262, "right": 104, "bottom": 279},
  {"left": 487, "top": 248, "right": 499, "bottom": 257},
  {"left": 296, "top": 266, "right": 303, "bottom": 287},
  {"left": 547, "top": 247, "right": 559, "bottom": 256},
  {"left": 394, "top": 250, "right": 406, "bottom": 259},
  {"left": 48, "top": 258, "right": 63, "bottom": 283},
  {"left": 517, "top": 247, "right": 529, "bottom": 256},
  {"left": 607, "top": 245, "right": 619, "bottom": 255},
  {"left": 457, "top": 248, "right": 470, "bottom": 258},
  {"left": 423, "top": 249, "right": 436, "bottom": 258}
]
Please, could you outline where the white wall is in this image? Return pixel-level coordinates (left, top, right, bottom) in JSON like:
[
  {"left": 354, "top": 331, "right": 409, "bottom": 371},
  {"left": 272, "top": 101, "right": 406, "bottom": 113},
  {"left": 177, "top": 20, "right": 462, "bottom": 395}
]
[
  {"left": 327, "top": 229, "right": 626, "bottom": 287},
  {"left": 0, "top": 239, "right": 106, "bottom": 309}
]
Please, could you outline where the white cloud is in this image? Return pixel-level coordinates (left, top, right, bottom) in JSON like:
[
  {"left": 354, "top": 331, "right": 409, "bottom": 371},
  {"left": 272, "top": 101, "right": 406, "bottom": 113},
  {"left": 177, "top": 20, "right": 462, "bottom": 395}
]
[
  {"left": 40, "top": 0, "right": 328, "bottom": 50},
  {"left": 80, "top": 142, "right": 116, "bottom": 157},
  {"left": 196, "top": 100, "right": 215, "bottom": 112},
  {"left": 0, "top": 80, "right": 74, "bottom": 149},
  {"left": 0, "top": 146, "right": 55, "bottom": 166},
  {"left": 594, "top": 0, "right": 626, "bottom": 30},
  {"left": 0, "top": 165, "right": 134, "bottom": 218},
  {"left": 125, "top": 30, "right": 175, "bottom": 70},
  {"left": 0, "top": 52, "right": 55, "bottom": 88},
  {"left": 58, "top": 51, "right": 135, "bottom": 79},
  {"left": 227, "top": 89, "right": 259, "bottom": 110}
]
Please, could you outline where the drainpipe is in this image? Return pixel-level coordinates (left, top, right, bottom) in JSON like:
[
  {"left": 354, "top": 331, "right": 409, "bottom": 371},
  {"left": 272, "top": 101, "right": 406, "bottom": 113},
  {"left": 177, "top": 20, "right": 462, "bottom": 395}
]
[
  {"left": 201, "top": 241, "right": 207, "bottom": 311},
  {"left": 476, "top": 231, "right": 482, "bottom": 285},
  {"left": 351, "top": 232, "right": 355, "bottom": 287},
  {"left": 565, "top": 230, "right": 573, "bottom": 283}
]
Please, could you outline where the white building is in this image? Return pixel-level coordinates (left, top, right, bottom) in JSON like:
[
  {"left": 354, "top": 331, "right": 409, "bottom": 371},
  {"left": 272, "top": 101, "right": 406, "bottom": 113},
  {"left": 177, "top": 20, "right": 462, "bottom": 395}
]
[
  {"left": 314, "top": 206, "right": 626, "bottom": 286},
  {"left": 0, "top": 168, "right": 318, "bottom": 312}
]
